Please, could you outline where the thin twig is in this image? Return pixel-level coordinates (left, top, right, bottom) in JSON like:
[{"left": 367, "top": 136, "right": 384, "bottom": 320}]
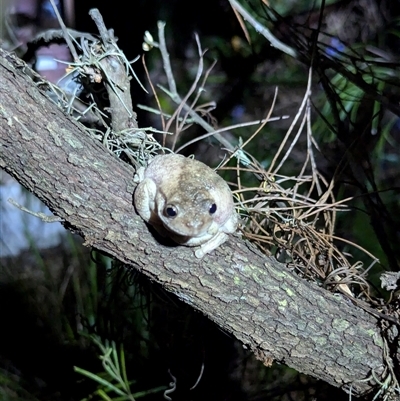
[
  {"left": 174, "top": 115, "right": 289, "bottom": 154},
  {"left": 49, "top": 0, "right": 79, "bottom": 62},
  {"left": 156, "top": 22, "right": 252, "bottom": 165},
  {"left": 228, "top": 0, "right": 297, "bottom": 58},
  {"left": 8, "top": 198, "right": 63, "bottom": 222}
]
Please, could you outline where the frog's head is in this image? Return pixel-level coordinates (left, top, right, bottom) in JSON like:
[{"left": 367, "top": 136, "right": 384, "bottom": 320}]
[{"left": 158, "top": 188, "right": 217, "bottom": 237}]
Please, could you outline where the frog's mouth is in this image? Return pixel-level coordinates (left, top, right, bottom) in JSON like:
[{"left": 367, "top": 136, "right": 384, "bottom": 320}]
[{"left": 164, "top": 224, "right": 211, "bottom": 238}]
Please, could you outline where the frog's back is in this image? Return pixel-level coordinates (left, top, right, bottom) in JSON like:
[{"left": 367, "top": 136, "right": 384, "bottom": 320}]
[{"left": 145, "top": 154, "right": 224, "bottom": 189}]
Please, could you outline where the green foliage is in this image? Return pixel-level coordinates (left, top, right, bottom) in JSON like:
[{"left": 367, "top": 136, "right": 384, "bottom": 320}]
[
  {"left": 267, "top": 0, "right": 341, "bottom": 17},
  {"left": 314, "top": 53, "right": 398, "bottom": 145},
  {"left": 75, "top": 336, "right": 166, "bottom": 401}
]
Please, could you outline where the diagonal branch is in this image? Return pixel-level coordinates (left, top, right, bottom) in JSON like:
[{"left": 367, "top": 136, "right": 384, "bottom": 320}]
[{"left": 0, "top": 48, "right": 386, "bottom": 397}]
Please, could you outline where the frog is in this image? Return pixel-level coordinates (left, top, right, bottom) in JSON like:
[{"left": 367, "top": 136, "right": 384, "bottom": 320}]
[{"left": 134, "top": 154, "right": 238, "bottom": 258}]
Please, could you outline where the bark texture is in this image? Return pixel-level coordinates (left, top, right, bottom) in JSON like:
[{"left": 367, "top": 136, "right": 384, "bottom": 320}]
[{"left": 0, "top": 49, "right": 386, "bottom": 397}]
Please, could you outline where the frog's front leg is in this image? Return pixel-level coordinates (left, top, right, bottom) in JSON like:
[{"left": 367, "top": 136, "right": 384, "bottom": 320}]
[
  {"left": 134, "top": 177, "right": 157, "bottom": 222},
  {"left": 194, "top": 232, "right": 229, "bottom": 258}
]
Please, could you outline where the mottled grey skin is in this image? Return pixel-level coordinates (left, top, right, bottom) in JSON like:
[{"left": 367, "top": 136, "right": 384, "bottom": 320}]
[{"left": 134, "top": 154, "right": 238, "bottom": 258}]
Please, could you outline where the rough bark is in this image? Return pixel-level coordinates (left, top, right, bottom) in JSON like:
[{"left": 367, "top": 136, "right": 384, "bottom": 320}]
[{"left": 0, "top": 48, "right": 386, "bottom": 397}]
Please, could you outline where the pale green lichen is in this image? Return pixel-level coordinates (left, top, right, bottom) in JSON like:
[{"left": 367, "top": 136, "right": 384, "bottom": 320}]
[
  {"left": 371, "top": 330, "right": 384, "bottom": 348},
  {"left": 46, "top": 122, "right": 62, "bottom": 146},
  {"left": 332, "top": 318, "right": 350, "bottom": 332},
  {"left": 277, "top": 299, "right": 287, "bottom": 309},
  {"left": 63, "top": 128, "right": 84, "bottom": 149},
  {"left": 14, "top": 116, "right": 34, "bottom": 140}
]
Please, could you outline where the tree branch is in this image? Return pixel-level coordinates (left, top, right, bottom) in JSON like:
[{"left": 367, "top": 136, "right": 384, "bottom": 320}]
[{"left": 0, "top": 48, "right": 386, "bottom": 397}]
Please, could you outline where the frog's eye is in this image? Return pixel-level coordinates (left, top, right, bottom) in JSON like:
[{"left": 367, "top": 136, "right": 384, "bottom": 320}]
[
  {"left": 165, "top": 205, "right": 178, "bottom": 218},
  {"left": 209, "top": 203, "right": 217, "bottom": 214}
]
